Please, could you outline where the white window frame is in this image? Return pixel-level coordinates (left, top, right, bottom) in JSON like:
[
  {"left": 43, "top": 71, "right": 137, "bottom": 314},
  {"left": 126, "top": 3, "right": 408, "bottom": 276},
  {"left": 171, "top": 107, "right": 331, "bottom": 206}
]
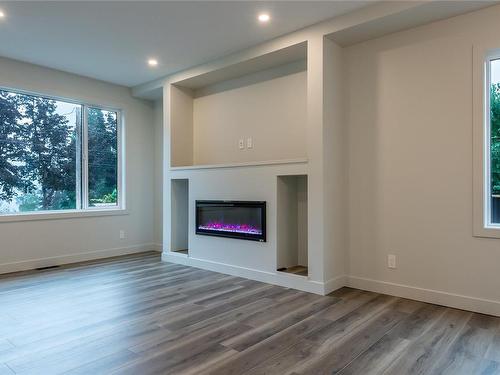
[
  {"left": 0, "top": 86, "right": 126, "bottom": 222},
  {"left": 473, "top": 45, "right": 500, "bottom": 237}
]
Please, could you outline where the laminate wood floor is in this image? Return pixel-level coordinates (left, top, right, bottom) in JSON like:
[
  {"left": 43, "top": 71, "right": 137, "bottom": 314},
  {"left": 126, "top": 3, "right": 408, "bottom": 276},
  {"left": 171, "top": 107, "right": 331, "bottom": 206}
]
[{"left": 0, "top": 252, "right": 499, "bottom": 375}]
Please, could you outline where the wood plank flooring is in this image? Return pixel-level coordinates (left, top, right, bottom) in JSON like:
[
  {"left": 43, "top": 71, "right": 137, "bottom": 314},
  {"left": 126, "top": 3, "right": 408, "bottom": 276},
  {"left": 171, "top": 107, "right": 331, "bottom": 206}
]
[{"left": 0, "top": 252, "right": 499, "bottom": 374}]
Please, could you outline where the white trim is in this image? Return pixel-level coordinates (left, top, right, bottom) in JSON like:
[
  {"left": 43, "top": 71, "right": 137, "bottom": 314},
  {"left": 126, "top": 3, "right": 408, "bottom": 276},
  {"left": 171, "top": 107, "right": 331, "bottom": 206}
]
[
  {"left": 82, "top": 106, "right": 90, "bottom": 210},
  {"left": 0, "top": 208, "right": 128, "bottom": 223},
  {"left": 162, "top": 252, "right": 326, "bottom": 295},
  {"left": 323, "top": 275, "right": 348, "bottom": 295},
  {"left": 473, "top": 44, "right": 500, "bottom": 238},
  {"left": 347, "top": 276, "right": 500, "bottom": 317},
  {"left": 0, "top": 243, "right": 157, "bottom": 275},
  {"left": 84, "top": 106, "right": 124, "bottom": 210},
  {"left": 170, "top": 158, "right": 308, "bottom": 171}
]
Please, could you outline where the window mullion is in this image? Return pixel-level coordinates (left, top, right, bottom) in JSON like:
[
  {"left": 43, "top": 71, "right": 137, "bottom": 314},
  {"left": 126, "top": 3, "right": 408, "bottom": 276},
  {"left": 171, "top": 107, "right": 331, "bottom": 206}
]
[
  {"left": 82, "top": 106, "right": 89, "bottom": 210},
  {"left": 75, "top": 106, "right": 83, "bottom": 210}
]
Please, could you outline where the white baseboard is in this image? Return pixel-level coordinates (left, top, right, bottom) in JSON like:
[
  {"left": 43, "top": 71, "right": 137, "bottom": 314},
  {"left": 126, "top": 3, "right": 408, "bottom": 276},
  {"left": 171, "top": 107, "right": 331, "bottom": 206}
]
[
  {"left": 323, "top": 275, "right": 348, "bottom": 295},
  {"left": 162, "top": 252, "right": 326, "bottom": 295},
  {"left": 0, "top": 243, "right": 158, "bottom": 275},
  {"left": 348, "top": 276, "right": 500, "bottom": 317}
]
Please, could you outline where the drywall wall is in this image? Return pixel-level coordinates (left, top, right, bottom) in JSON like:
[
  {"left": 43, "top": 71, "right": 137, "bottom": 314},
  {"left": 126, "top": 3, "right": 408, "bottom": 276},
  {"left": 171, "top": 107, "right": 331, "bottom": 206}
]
[
  {"left": 170, "top": 85, "right": 193, "bottom": 167},
  {"left": 346, "top": 5, "right": 500, "bottom": 311},
  {"left": 0, "top": 57, "right": 156, "bottom": 272},
  {"left": 171, "top": 179, "right": 188, "bottom": 252},
  {"left": 297, "top": 175, "right": 308, "bottom": 266},
  {"left": 192, "top": 71, "right": 307, "bottom": 165},
  {"left": 154, "top": 99, "right": 163, "bottom": 249},
  {"left": 277, "top": 174, "right": 308, "bottom": 269}
]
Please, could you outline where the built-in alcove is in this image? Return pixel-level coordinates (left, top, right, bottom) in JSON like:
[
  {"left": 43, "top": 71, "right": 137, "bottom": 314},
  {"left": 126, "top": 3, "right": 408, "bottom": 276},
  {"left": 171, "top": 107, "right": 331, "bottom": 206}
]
[
  {"left": 169, "top": 42, "right": 308, "bottom": 168},
  {"left": 171, "top": 178, "right": 189, "bottom": 255},
  {"left": 277, "top": 174, "right": 308, "bottom": 276}
]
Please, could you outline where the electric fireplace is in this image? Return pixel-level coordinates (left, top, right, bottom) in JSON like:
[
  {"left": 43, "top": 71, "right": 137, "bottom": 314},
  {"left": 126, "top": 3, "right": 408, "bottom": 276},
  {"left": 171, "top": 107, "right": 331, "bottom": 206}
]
[{"left": 196, "top": 201, "right": 266, "bottom": 242}]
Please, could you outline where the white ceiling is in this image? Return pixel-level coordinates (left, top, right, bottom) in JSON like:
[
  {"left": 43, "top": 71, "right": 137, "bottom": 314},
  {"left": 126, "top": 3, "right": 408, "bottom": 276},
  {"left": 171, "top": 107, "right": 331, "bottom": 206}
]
[{"left": 0, "top": 1, "right": 373, "bottom": 87}]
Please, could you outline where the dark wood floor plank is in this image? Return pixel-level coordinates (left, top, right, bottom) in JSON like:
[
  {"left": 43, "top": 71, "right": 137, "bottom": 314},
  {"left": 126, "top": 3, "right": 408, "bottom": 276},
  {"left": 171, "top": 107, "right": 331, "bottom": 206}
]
[
  {"left": 131, "top": 299, "right": 273, "bottom": 354},
  {"left": 427, "top": 313, "right": 498, "bottom": 375},
  {"left": 294, "top": 308, "right": 408, "bottom": 375},
  {"left": 383, "top": 308, "right": 472, "bottom": 375},
  {"left": 338, "top": 304, "right": 446, "bottom": 375},
  {"left": 112, "top": 322, "right": 249, "bottom": 375},
  {"left": 222, "top": 295, "right": 339, "bottom": 352},
  {"left": 7, "top": 323, "right": 171, "bottom": 375},
  {"left": 204, "top": 316, "right": 333, "bottom": 375}
]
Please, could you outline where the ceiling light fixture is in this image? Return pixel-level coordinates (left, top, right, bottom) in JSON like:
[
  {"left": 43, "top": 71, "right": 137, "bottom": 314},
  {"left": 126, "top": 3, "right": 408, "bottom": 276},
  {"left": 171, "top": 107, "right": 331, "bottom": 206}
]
[
  {"left": 0, "top": 10, "right": 5, "bottom": 18},
  {"left": 148, "top": 59, "right": 158, "bottom": 67},
  {"left": 258, "top": 13, "right": 270, "bottom": 23}
]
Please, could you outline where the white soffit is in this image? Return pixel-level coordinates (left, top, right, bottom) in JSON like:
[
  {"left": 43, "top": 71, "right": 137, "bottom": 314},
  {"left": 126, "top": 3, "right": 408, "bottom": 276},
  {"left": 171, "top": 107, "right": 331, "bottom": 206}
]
[{"left": 328, "top": 1, "right": 497, "bottom": 46}]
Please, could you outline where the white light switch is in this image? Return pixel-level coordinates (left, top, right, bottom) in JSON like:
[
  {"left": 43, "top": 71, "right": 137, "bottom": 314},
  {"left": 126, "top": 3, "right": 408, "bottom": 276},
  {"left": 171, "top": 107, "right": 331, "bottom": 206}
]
[
  {"left": 247, "top": 137, "right": 253, "bottom": 149},
  {"left": 120, "top": 230, "right": 125, "bottom": 239},
  {"left": 238, "top": 139, "right": 245, "bottom": 150}
]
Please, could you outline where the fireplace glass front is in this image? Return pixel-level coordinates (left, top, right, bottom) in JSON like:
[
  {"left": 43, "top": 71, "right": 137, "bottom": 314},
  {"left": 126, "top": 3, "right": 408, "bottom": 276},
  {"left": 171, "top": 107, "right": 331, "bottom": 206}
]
[{"left": 195, "top": 201, "right": 266, "bottom": 242}]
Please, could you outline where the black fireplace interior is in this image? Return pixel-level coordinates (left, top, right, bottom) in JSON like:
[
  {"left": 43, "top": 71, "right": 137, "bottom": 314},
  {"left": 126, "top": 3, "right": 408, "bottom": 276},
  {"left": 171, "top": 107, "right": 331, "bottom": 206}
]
[{"left": 196, "top": 200, "right": 266, "bottom": 242}]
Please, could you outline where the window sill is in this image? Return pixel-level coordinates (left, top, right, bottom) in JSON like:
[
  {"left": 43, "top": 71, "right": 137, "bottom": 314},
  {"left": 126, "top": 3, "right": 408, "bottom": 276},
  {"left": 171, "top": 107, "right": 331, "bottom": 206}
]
[
  {"left": 473, "top": 224, "right": 500, "bottom": 239},
  {"left": 0, "top": 208, "right": 128, "bottom": 223}
]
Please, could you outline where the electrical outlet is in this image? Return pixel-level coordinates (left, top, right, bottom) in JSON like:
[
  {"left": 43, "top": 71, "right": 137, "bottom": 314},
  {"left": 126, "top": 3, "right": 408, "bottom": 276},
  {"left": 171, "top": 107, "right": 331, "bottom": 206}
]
[
  {"left": 388, "top": 254, "right": 396, "bottom": 269},
  {"left": 238, "top": 139, "right": 245, "bottom": 150},
  {"left": 247, "top": 137, "right": 253, "bottom": 149},
  {"left": 119, "top": 230, "right": 125, "bottom": 239}
]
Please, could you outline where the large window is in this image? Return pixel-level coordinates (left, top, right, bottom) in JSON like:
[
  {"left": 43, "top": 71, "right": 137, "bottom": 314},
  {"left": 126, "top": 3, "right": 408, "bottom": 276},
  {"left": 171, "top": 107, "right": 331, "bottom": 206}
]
[{"left": 0, "top": 88, "right": 122, "bottom": 215}]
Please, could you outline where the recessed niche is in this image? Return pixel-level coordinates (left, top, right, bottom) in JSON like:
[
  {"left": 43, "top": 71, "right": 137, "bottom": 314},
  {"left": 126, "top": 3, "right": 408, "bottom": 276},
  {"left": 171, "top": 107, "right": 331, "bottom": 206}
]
[
  {"left": 171, "top": 179, "right": 189, "bottom": 255},
  {"left": 277, "top": 174, "right": 308, "bottom": 276},
  {"left": 169, "top": 42, "right": 308, "bottom": 168}
]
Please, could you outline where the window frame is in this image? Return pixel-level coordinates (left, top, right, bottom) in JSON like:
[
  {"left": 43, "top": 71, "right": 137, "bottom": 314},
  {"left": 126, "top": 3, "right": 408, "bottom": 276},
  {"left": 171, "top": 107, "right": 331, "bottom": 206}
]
[
  {"left": 473, "top": 45, "right": 500, "bottom": 237},
  {"left": 0, "top": 86, "right": 126, "bottom": 221}
]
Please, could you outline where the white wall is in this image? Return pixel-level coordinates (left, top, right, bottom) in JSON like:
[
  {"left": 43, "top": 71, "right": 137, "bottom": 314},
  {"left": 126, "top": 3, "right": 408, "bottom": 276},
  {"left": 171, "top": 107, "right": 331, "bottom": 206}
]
[
  {"left": 0, "top": 57, "right": 156, "bottom": 272},
  {"left": 192, "top": 71, "right": 307, "bottom": 165},
  {"left": 277, "top": 174, "right": 308, "bottom": 269},
  {"left": 346, "top": 5, "right": 500, "bottom": 312},
  {"left": 170, "top": 85, "right": 194, "bottom": 167}
]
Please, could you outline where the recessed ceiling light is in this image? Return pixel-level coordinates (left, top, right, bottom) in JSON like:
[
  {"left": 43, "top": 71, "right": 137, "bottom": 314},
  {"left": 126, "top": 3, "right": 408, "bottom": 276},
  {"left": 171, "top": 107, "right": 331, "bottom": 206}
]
[
  {"left": 0, "top": 10, "right": 5, "bottom": 18},
  {"left": 148, "top": 59, "right": 158, "bottom": 67},
  {"left": 258, "top": 13, "right": 270, "bottom": 23}
]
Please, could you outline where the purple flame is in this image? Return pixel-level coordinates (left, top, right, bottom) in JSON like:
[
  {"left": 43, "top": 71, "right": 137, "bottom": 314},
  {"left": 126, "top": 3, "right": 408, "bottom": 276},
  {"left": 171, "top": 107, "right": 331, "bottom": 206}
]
[{"left": 199, "top": 221, "right": 262, "bottom": 235}]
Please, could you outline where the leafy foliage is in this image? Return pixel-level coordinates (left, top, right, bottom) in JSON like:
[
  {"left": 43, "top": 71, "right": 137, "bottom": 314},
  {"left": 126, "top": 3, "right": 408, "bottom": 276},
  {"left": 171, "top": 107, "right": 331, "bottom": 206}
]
[
  {"left": 21, "top": 95, "right": 77, "bottom": 210},
  {"left": 88, "top": 108, "right": 118, "bottom": 206},
  {"left": 0, "top": 91, "right": 25, "bottom": 201},
  {"left": 491, "top": 83, "right": 500, "bottom": 194}
]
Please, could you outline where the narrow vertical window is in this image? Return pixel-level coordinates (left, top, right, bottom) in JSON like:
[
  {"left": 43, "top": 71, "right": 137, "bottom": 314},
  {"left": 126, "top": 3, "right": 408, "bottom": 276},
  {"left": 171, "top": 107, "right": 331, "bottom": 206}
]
[
  {"left": 489, "top": 59, "right": 500, "bottom": 224},
  {"left": 87, "top": 108, "right": 119, "bottom": 208}
]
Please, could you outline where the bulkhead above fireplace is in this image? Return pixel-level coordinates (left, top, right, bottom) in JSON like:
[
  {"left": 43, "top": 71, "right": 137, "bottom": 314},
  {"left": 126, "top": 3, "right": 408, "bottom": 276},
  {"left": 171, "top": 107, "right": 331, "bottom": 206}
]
[{"left": 195, "top": 200, "right": 266, "bottom": 242}]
